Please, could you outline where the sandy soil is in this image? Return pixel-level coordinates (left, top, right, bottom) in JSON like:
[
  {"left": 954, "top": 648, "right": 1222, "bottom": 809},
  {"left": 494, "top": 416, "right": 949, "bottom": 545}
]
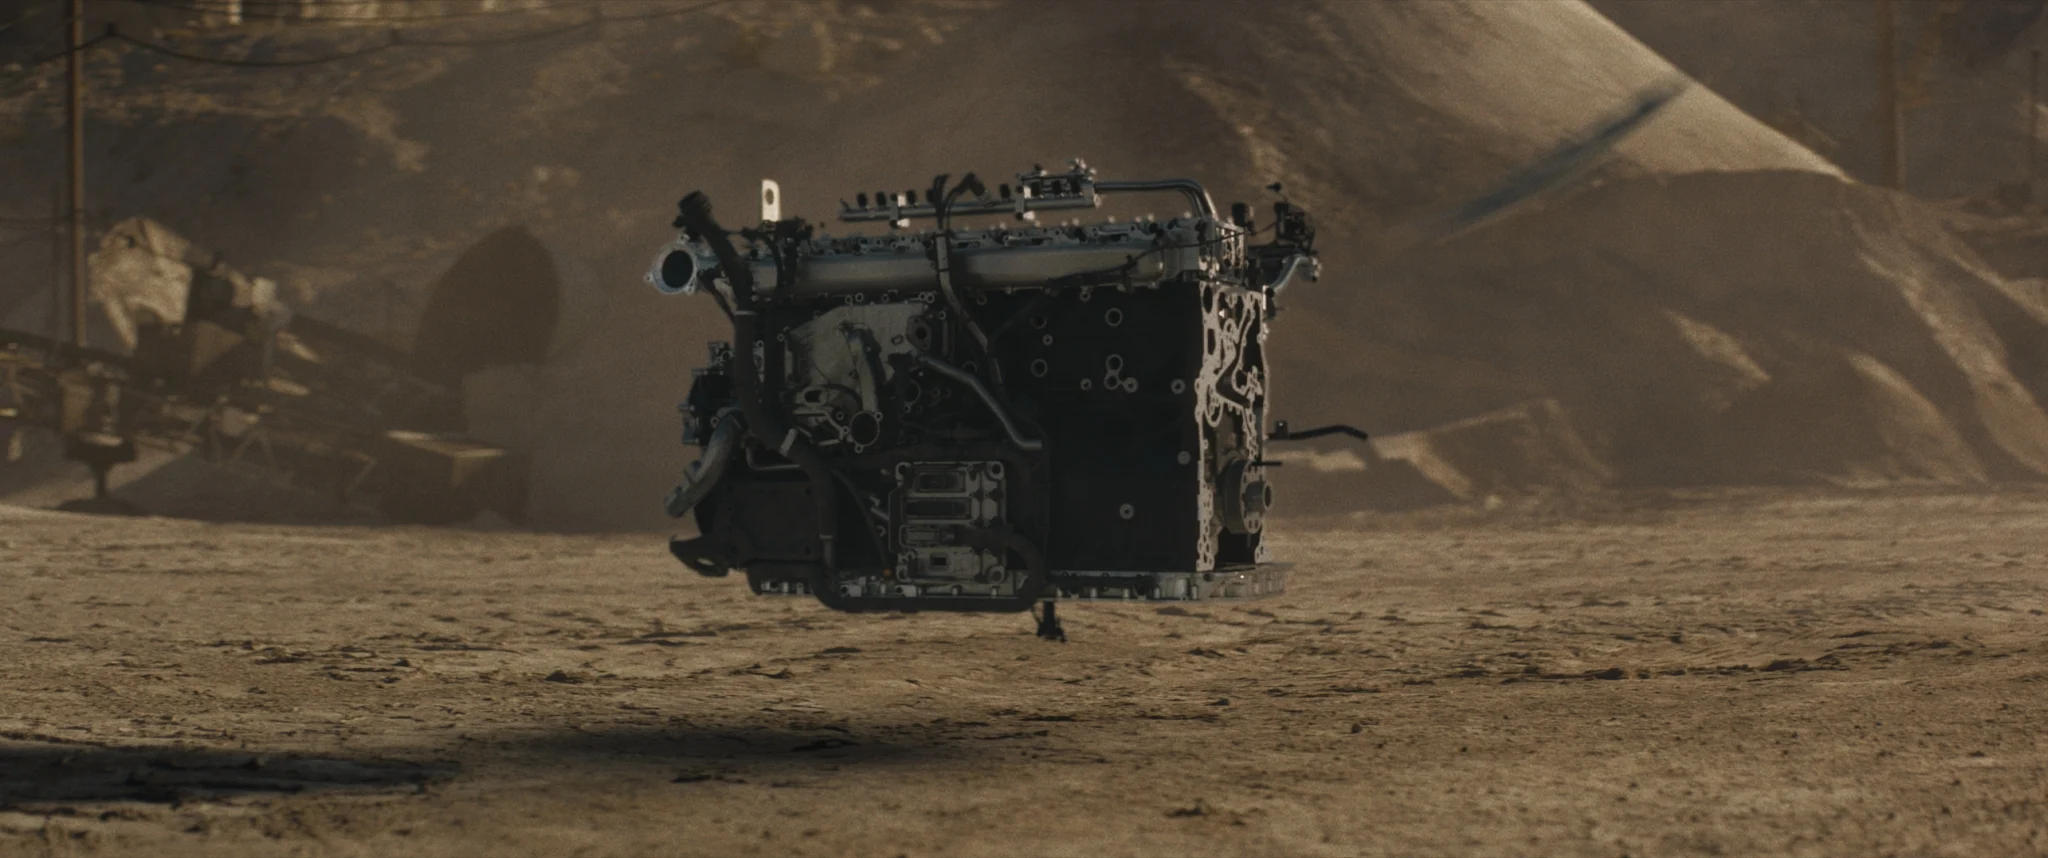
[{"left": 2, "top": 489, "right": 2046, "bottom": 857}]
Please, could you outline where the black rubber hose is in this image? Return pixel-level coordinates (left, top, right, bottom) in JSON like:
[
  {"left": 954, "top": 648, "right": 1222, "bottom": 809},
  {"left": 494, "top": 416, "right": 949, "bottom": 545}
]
[{"left": 674, "top": 192, "right": 841, "bottom": 577}]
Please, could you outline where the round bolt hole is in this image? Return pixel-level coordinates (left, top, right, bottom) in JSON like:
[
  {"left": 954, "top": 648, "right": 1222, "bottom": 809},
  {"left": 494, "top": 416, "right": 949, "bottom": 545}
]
[
  {"left": 1031, "top": 315, "right": 1049, "bottom": 330},
  {"left": 1105, "top": 354, "right": 1124, "bottom": 373},
  {"left": 1123, "top": 378, "right": 1139, "bottom": 392},
  {"left": 1030, "top": 359, "right": 1048, "bottom": 378},
  {"left": 1080, "top": 379, "right": 1093, "bottom": 391},
  {"left": 1042, "top": 334, "right": 1054, "bottom": 346},
  {"left": 1177, "top": 451, "right": 1192, "bottom": 465},
  {"left": 1118, "top": 503, "right": 1135, "bottom": 520},
  {"left": 1104, "top": 308, "right": 1124, "bottom": 327},
  {"left": 1170, "top": 379, "right": 1187, "bottom": 394}
]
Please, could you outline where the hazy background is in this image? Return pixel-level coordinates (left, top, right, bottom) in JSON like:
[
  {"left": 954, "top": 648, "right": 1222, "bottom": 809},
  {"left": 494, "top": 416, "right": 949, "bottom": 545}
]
[{"left": 3, "top": 0, "right": 2047, "bottom": 529}]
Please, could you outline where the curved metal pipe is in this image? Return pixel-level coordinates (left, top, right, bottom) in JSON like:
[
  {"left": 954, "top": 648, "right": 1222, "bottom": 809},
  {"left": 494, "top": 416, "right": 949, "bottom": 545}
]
[
  {"left": 675, "top": 192, "right": 839, "bottom": 569},
  {"left": 912, "top": 351, "right": 1044, "bottom": 452},
  {"left": 1095, "top": 179, "right": 1217, "bottom": 218},
  {"left": 1267, "top": 253, "right": 1320, "bottom": 296},
  {"left": 665, "top": 408, "right": 741, "bottom": 518}
]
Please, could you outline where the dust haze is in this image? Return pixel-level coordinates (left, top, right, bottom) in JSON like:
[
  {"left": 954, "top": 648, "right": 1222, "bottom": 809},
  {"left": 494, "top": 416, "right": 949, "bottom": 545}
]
[{"left": 3, "top": 0, "right": 2047, "bottom": 855}]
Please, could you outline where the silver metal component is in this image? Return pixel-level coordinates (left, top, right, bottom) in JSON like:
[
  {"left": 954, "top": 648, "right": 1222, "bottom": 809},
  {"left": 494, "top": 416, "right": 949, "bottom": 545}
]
[
  {"left": 760, "top": 178, "right": 782, "bottom": 223},
  {"left": 912, "top": 351, "right": 1045, "bottom": 452},
  {"left": 665, "top": 408, "right": 741, "bottom": 518},
  {"left": 1192, "top": 278, "right": 1269, "bottom": 570},
  {"left": 891, "top": 461, "right": 1013, "bottom": 592},
  {"left": 1217, "top": 459, "right": 1270, "bottom": 535},
  {"left": 647, "top": 236, "right": 718, "bottom": 296},
  {"left": 1267, "top": 253, "right": 1320, "bottom": 295},
  {"left": 1093, "top": 178, "right": 1217, "bottom": 219},
  {"left": 838, "top": 167, "right": 1219, "bottom": 224},
  {"left": 783, "top": 305, "right": 924, "bottom": 446},
  {"left": 1051, "top": 564, "right": 1288, "bottom": 601},
  {"left": 719, "top": 229, "right": 1185, "bottom": 299}
]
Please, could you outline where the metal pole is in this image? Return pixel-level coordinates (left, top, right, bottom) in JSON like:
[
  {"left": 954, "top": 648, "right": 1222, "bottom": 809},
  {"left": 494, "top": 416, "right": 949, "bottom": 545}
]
[
  {"left": 50, "top": 182, "right": 62, "bottom": 338},
  {"left": 1879, "top": 0, "right": 1907, "bottom": 190},
  {"left": 2029, "top": 48, "right": 2041, "bottom": 204},
  {"left": 66, "top": 0, "right": 87, "bottom": 348}
]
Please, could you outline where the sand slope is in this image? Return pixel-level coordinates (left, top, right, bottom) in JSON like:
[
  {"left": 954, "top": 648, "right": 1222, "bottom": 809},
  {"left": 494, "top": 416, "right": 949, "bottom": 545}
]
[{"left": 466, "top": 0, "right": 1854, "bottom": 527}]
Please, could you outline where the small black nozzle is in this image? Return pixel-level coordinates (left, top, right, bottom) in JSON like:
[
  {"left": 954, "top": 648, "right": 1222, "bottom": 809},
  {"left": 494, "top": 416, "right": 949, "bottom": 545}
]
[{"left": 673, "top": 191, "right": 713, "bottom": 231}]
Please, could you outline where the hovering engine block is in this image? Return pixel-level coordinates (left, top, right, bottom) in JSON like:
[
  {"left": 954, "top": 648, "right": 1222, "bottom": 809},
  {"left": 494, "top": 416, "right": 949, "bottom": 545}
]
[{"left": 649, "top": 162, "right": 1319, "bottom": 613}]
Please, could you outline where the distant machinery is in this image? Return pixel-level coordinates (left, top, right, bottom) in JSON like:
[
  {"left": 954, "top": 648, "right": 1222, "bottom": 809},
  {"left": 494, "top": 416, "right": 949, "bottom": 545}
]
[{"left": 0, "top": 235, "right": 526, "bottom": 524}]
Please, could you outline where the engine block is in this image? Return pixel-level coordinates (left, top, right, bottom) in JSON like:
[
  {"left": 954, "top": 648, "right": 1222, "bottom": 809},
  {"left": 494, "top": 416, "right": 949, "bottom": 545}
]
[{"left": 651, "top": 162, "right": 1318, "bottom": 612}]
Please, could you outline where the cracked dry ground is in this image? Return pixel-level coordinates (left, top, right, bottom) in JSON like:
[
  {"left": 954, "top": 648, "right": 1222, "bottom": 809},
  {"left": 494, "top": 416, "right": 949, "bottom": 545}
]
[{"left": 2, "top": 489, "right": 2046, "bottom": 857}]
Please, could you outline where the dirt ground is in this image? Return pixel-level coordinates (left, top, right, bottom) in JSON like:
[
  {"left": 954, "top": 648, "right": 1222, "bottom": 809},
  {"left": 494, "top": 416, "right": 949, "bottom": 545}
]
[{"left": 2, "top": 488, "right": 2046, "bottom": 857}]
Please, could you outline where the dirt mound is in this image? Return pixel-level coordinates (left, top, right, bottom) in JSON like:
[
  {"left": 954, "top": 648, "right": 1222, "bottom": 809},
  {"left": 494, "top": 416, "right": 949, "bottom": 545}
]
[
  {"left": 1270, "top": 399, "right": 1611, "bottom": 515},
  {"left": 1592, "top": 0, "right": 2048, "bottom": 198},
  {"left": 457, "top": 0, "right": 1843, "bottom": 528},
  {"left": 1274, "top": 169, "right": 2048, "bottom": 496},
  {"left": 410, "top": 225, "right": 561, "bottom": 385}
]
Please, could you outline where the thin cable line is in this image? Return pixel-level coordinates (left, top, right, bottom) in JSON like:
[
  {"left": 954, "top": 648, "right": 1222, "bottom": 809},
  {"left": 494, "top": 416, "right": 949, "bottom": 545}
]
[
  {"left": 27, "top": 32, "right": 113, "bottom": 65},
  {"left": 98, "top": 0, "right": 604, "bottom": 25},
  {"left": 30, "top": 1, "right": 725, "bottom": 68},
  {"left": 111, "top": 28, "right": 396, "bottom": 64},
  {"left": 0, "top": 0, "right": 63, "bottom": 36}
]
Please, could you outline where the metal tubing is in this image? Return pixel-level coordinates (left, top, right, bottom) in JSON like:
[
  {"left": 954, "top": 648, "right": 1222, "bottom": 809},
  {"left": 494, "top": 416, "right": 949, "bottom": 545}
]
[
  {"left": 912, "top": 351, "right": 1044, "bottom": 452},
  {"left": 744, "top": 243, "right": 1173, "bottom": 298},
  {"left": 665, "top": 409, "right": 741, "bottom": 518},
  {"left": 1094, "top": 179, "right": 1217, "bottom": 218},
  {"left": 675, "top": 193, "right": 839, "bottom": 569}
]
